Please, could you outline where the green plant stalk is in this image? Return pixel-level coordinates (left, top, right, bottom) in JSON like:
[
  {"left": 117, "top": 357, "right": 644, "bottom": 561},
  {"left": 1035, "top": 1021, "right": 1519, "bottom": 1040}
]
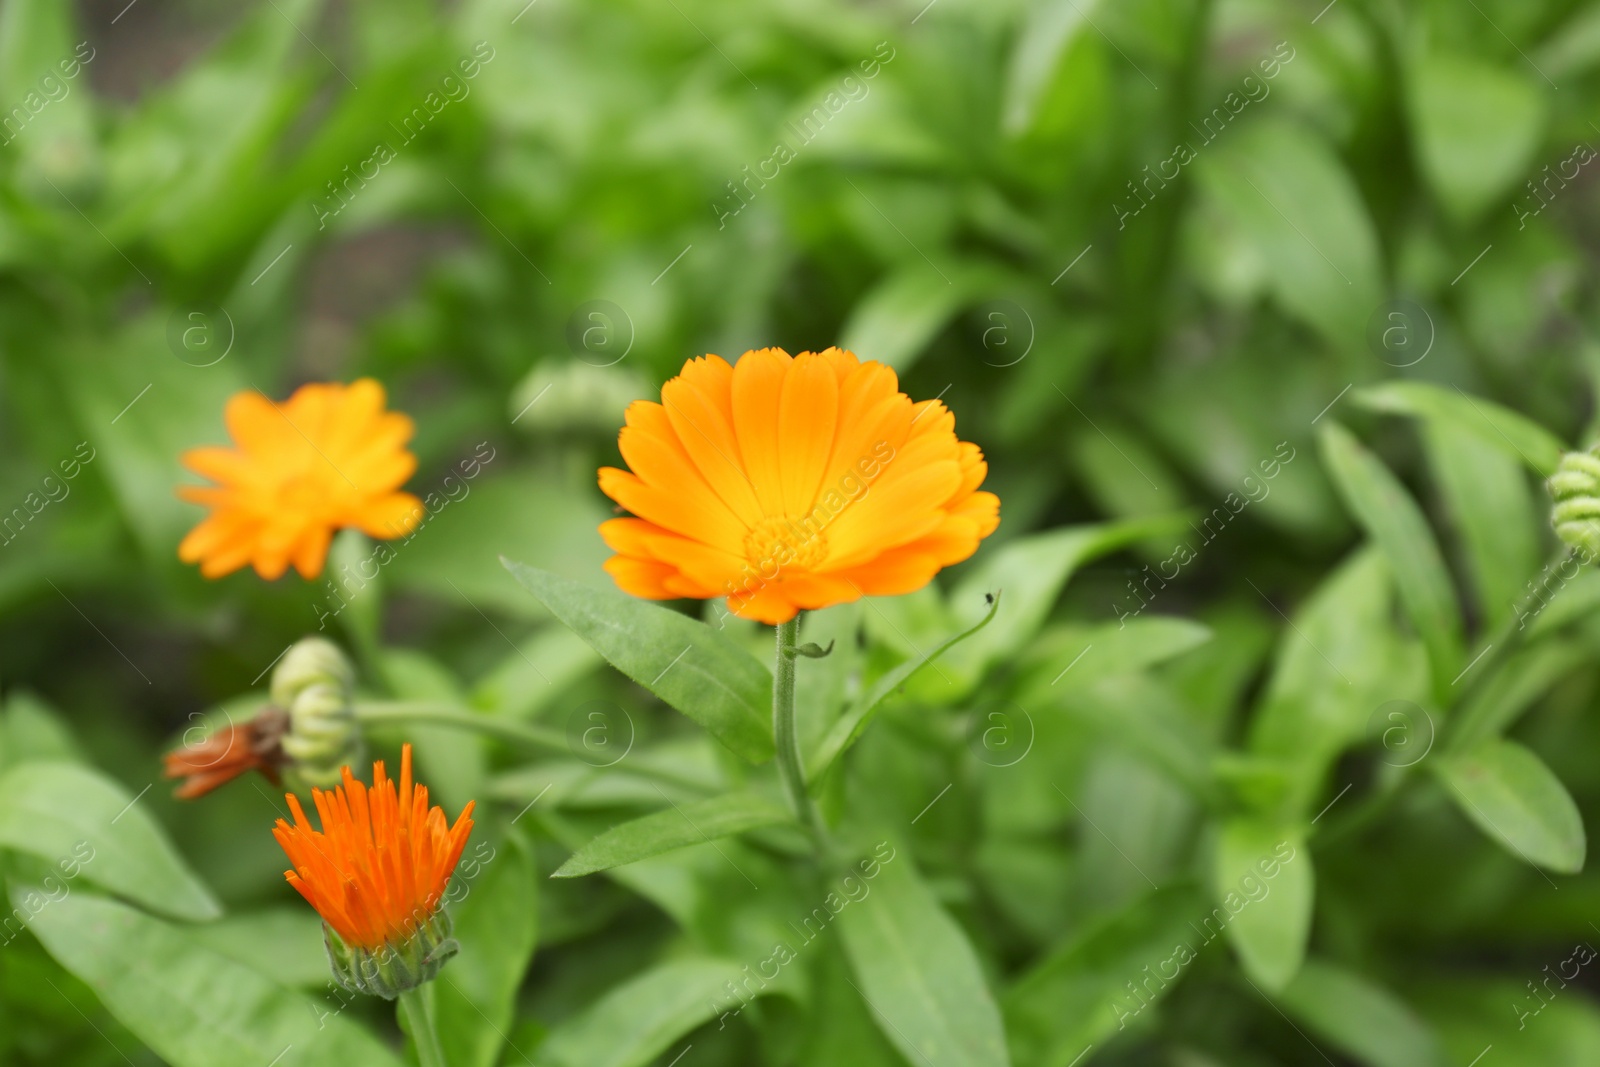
[
  {"left": 353, "top": 701, "right": 716, "bottom": 795},
  {"left": 398, "top": 985, "right": 447, "bottom": 1067},
  {"left": 355, "top": 701, "right": 570, "bottom": 753},
  {"left": 774, "top": 618, "right": 831, "bottom": 857}
]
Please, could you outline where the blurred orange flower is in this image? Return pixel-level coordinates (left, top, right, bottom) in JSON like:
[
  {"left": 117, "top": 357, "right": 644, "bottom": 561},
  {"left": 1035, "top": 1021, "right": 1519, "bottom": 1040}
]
[
  {"left": 177, "top": 379, "right": 423, "bottom": 580},
  {"left": 598, "top": 347, "right": 1000, "bottom": 624},
  {"left": 273, "top": 743, "right": 474, "bottom": 954}
]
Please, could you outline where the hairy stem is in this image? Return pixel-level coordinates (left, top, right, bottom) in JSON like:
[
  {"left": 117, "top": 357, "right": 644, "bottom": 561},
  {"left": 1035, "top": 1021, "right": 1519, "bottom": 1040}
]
[
  {"left": 774, "top": 618, "right": 832, "bottom": 857},
  {"left": 398, "top": 985, "right": 447, "bottom": 1067}
]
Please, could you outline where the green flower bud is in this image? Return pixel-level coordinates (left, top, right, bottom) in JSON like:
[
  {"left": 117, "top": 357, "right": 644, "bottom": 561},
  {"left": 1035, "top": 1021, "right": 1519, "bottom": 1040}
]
[
  {"left": 272, "top": 637, "right": 362, "bottom": 792},
  {"left": 322, "top": 909, "right": 458, "bottom": 1000},
  {"left": 271, "top": 636, "right": 355, "bottom": 708},
  {"left": 1549, "top": 449, "right": 1600, "bottom": 559}
]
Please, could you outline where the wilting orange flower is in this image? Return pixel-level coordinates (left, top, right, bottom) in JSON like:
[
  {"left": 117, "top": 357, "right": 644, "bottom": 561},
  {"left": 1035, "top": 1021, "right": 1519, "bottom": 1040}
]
[
  {"left": 273, "top": 744, "right": 474, "bottom": 953},
  {"left": 163, "top": 707, "right": 288, "bottom": 799},
  {"left": 598, "top": 347, "right": 1000, "bottom": 624},
  {"left": 178, "top": 379, "right": 423, "bottom": 580}
]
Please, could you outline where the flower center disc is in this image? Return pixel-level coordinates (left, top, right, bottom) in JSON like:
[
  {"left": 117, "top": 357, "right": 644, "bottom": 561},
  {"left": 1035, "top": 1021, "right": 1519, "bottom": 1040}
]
[{"left": 743, "top": 516, "right": 829, "bottom": 573}]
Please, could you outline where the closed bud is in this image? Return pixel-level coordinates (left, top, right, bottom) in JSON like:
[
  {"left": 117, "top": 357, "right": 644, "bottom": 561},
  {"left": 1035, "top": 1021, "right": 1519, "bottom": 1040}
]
[
  {"left": 271, "top": 636, "right": 355, "bottom": 708},
  {"left": 272, "top": 637, "right": 361, "bottom": 792},
  {"left": 1549, "top": 449, "right": 1600, "bottom": 558}
]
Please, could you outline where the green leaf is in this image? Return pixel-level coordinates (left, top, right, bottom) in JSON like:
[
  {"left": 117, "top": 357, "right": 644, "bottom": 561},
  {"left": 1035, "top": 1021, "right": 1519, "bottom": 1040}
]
[
  {"left": 436, "top": 833, "right": 539, "bottom": 1067},
  {"left": 553, "top": 792, "right": 791, "bottom": 877},
  {"left": 1449, "top": 639, "right": 1588, "bottom": 753},
  {"left": 808, "top": 593, "right": 1001, "bottom": 782},
  {"left": 838, "top": 847, "right": 1010, "bottom": 1067},
  {"left": 1354, "top": 381, "right": 1566, "bottom": 477},
  {"left": 1280, "top": 960, "right": 1450, "bottom": 1067},
  {"left": 1250, "top": 548, "right": 1428, "bottom": 817},
  {"left": 1423, "top": 418, "right": 1540, "bottom": 631},
  {"left": 1063, "top": 675, "right": 1216, "bottom": 797},
  {"left": 0, "top": 762, "right": 220, "bottom": 921},
  {"left": 942, "top": 515, "right": 1191, "bottom": 688},
  {"left": 539, "top": 957, "right": 748, "bottom": 1067},
  {"left": 1212, "top": 819, "right": 1311, "bottom": 991},
  {"left": 1005, "top": 883, "right": 1210, "bottom": 1063},
  {"left": 1435, "top": 739, "right": 1585, "bottom": 874},
  {"left": 1319, "top": 421, "right": 1463, "bottom": 701},
  {"left": 1407, "top": 53, "right": 1545, "bottom": 224},
  {"left": 21, "top": 890, "right": 403, "bottom": 1067},
  {"left": 59, "top": 316, "right": 245, "bottom": 564},
  {"left": 838, "top": 263, "right": 968, "bottom": 373},
  {"left": 393, "top": 467, "right": 612, "bottom": 619},
  {"left": 183, "top": 908, "right": 329, "bottom": 989},
  {"left": 501, "top": 560, "right": 774, "bottom": 763},
  {"left": 1194, "top": 118, "right": 1382, "bottom": 350},
  {"left": 1023, "top": 616, "right": 1214, "bottom": 696},
  {"left": 1001, "top": 0, "right": 1102, "bottom": 135}
]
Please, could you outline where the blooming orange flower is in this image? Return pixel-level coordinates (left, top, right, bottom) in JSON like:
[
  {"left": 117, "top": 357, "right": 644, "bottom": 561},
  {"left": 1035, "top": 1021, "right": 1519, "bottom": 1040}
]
[
  {"left": 177, "top": 379, "right": 423, "bottom": 580},
  {"left": 273, "top": 744, "right": 474, "bottom": 954},
  {"left": 598, "top": 347, "right": 1000, "bottom": 624}
]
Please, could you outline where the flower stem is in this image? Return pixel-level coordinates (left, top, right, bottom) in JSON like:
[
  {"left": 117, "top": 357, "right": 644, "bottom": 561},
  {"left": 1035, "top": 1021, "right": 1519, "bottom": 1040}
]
[
  {"left": 398, "top": 985, "right": 447, "bottom": 1067},
  {"left": 774, "top": 617, "right": 831, "bottom": 857},
  {"left": 355, "top": 701, "right": 569, "bottom": 753},
  {"left": 352, "top": 701, "right": 715, "bottom": 795}
]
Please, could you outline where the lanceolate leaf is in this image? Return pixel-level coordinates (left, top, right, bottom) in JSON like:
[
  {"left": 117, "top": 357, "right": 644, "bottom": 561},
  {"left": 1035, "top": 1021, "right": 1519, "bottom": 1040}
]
[
  {"left": 1280, "top": 960, "right": 1450, "bottom": 1067},
  {"left": 1435, "top": 739, "right": 1586, "bottom": 874},
  {"left": 553, "top": 793, "right": 791, "bottom": 878},
  {"left": 1212, "top": 818, "right": 1311, "bottom": 992},
  {"left": 539, "top": 957, "right": 749, "bottom": 1067},
  {"left": 0, "top": 761, "right": 220, "bottom": 922},
  {"left": 1354, "top": 381, "right": 1566, "bottom": 477},
  {"left": 1319, "top": 421, "right": 1463, "bottom": 702},
  {"left": 501, "top": 560, "right": 774, "bottom": 763},
  {"left": 808, "top": 593, "right": 1001, "bottom": 783},
  {"left": 21, "top": 890, "right": 403, "bottom": 1067},
  {"left": 838, "top": 846, "right": 1011, "bottom": 1067}
]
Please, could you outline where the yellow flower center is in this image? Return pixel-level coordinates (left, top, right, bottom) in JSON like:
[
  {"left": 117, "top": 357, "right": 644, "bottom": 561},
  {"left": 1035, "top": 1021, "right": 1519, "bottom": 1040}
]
[{"left": 743, "top": 516, "right": 829, "bottom": 573}]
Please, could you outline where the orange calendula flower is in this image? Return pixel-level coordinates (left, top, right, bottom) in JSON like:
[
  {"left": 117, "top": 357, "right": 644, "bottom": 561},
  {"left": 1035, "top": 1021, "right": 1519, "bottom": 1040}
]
[
  {"left": 598, "top": 347, "right": 1000, "bottom": 624},
  {"left": 273, "top": 744, "right": 474, "bottom": 997},
  {"left": 178, "top": 379, "right": 423, "bottom": 580}
]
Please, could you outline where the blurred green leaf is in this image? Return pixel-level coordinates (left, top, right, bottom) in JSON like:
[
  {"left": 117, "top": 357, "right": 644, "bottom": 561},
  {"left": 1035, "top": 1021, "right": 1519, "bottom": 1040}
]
[
  {"left": 0, "top": 761, "right": 220, "bottom": 922},
  {"left": 1435, "top": 738, "right": 1585, "bottom": 874},
  {"left": 1354, "top": 381, "right": 1566, "bottom": 477},
  {"left": 1005, "top": 883, "right": 1209, "bottom": 1064},
  {"left": 1319, "top": 421, "right": 1462, "bottom": 701},
  {"left": 502, "top": 560, "right": 775, "bottom": 762},
  {"left": 1423, "top": 418, "right": 1540, "bottom": 631},
  {"left": 942, "top": 515, "right": 1191, "bottom": 689},
  {"left": 539, "top": 957, "right": 748, "bottom": 1067},
  {"left": 1212, "top": 820, "right": 1310, "bottom": 992},
  {"left": 552, "top": 792, "right": 790, "bottom": 877},
  {"left": 22, "top": 890, "right": 403, "bottom": 1067},
  {"left": 1407, "top": 53, "right": 1545, "bottom": 224},
  {"left": 1279, "top": 959, "right": 1449, "bottom": 1067},
  {"left": 1195, "top": 119, "right": 1382, "bottom": 351},
  {"left": 436, "top": 832, "right": 538, "bottom": 1067}
]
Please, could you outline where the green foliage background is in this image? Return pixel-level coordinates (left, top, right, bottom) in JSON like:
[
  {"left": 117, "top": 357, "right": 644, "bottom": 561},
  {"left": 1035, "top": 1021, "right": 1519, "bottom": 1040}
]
[{"left": 3, "top": 0, "right": 1600, "bottom": 1063}]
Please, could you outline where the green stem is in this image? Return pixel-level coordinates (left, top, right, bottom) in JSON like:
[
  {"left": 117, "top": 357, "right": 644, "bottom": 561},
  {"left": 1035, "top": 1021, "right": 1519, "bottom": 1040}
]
[
  {"left": 355, "top": 701, "right": 569, "bottom": 753},
  {"left": 353, "top": 701, "right": 715, "bottom": 795},
  {"left": 775, "top": 618, "right": 831, "bottom": 857},
  {"left": 398, "top": 986, "right": 447, "bottom": 1067}
]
